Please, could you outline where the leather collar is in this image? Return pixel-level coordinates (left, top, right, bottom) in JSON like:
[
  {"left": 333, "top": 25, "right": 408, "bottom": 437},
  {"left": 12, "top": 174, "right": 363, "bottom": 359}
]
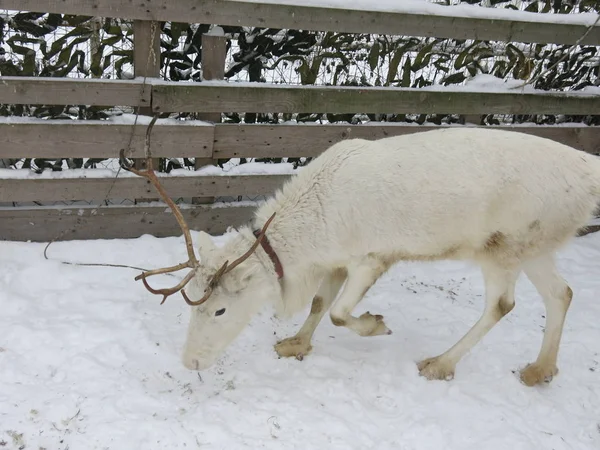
[{"left": 253, "top": 229, "right": 284, "bottom": 279}]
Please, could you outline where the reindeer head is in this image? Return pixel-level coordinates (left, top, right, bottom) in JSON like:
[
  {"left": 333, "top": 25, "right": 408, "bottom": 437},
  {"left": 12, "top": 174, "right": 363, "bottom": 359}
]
[
  {"left": 180, "top": 227, "right": 282, "bottom": 370},
  {"left": 119, "top": 134, "right": 280, "bottom": 370}
]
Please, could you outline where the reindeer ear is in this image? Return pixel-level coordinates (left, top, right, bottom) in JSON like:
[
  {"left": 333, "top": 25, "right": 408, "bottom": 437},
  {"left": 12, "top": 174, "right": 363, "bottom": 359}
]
[
  {"left": 196, "top": 231, "right": 217, "bottom": 257},
  {"left": 237, "top": 258, "right": 260, "bottom": 283}
]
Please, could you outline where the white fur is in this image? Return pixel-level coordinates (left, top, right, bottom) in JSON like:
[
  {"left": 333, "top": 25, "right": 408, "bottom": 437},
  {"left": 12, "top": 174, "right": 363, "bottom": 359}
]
[{"left": 181, "top": 128, "right": 600, "bottom": 385}]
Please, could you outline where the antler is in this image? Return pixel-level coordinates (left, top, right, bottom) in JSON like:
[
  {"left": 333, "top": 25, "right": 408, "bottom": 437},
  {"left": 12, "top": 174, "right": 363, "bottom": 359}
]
[
  {"left": 120, "top": 114, "right": 278, "bottom": 307},
  {"left": 119, "top": 114, "right": 200, "bottom": 305}
]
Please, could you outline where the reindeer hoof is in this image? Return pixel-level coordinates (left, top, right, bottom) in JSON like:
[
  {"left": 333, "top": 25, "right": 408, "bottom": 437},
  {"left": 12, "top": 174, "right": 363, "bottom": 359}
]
[
  {"left": 519, "top": 363, "right": 558, "bottom": 386},
  {"left": 274, "top": 336, "right": 312, "bottom": 360},
  {"left": 417, "top": 356, "right": 455, "bottom": 381},
  {"left": 358, "top": 312, "right": 392, "bottom": 336}
]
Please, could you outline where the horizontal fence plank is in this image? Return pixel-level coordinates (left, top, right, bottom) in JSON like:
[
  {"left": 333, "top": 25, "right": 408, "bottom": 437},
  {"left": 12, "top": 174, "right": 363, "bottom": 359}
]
[
  {"left": 0, "top": 204, "right": 257, "bottom": 242},
  {"left": 0, "top": 121, "right": 598, "bottom": 160},
  {"left": 5, "top": 0, "right": 600, "bottom": 45},
  {"left": 213, "top": 124, "right": 600, "bottom": 158},
  {"left": 0, "top": 204, "right": 596, "bottom": 243},
  {"left": 3, "top": 78, "right": 599, "bottom": 118},
  {"left": 0, "top": 77, "right": 149, "bottom": 107},
  {"left": 0, "top": 121, "right": 214, "bottom": 159},
  {"left": 152, "top": 83, "right": 600, "bottom": 115},
  {"left": 0, "top": 175, "right": 291, "bottom": 202}
]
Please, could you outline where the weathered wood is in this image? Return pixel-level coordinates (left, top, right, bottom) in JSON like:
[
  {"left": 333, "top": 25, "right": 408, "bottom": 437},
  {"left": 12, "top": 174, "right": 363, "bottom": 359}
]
[
  {"left": 133, "top": 20, "right": 161, "bottom": 84},
  {"left": 0, "top": 122, "right": 214, "bottom": 159},
  {"left": 213, "top": 124, "right": 600, "bottom": 158},
  {"left": 196, "top": 32, "right": 228, "bottom": 126},
  {"left": 0, "top": 175, "right": 290, "bottom": 202},
  {"left": 4, "top": 0, "right": 599, "bottom": 45},
  {"left": 0, "top": 77, "right": 149, "bottom": 107},
  {"left": 152, "top": 83, "right": 600, "bottom": 115},
  {"left": 195, "top": 32, "right": 228, "bottom": 204},
  {"left": 132, "top": 20, "right": 162, "bottom": 184},
  {"left": 0, "top": 204, "right": 257, "bottom": 242},
  {"left": 0, "top": 122, "right": 598, "bottom": 159}
]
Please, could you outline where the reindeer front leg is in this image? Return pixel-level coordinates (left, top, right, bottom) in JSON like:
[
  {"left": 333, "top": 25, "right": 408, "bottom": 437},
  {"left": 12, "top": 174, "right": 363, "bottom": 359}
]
[
  {"left": 275, "top": 268, "right": 346, "bottom": 360},
  {"left": 329, "top": 257, "right": 392, "bottom": 337}
]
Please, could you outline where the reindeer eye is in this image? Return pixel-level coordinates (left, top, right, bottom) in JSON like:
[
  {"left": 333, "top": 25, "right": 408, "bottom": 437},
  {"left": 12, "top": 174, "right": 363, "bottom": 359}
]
[{"left": 215, "top": 308, "right": 226, "bottom": 317}]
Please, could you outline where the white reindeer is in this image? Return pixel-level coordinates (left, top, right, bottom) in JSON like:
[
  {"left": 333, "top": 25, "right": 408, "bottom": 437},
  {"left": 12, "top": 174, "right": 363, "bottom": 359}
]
[{"left": 121, "top": 127, "right": 600, "bottom": 386}]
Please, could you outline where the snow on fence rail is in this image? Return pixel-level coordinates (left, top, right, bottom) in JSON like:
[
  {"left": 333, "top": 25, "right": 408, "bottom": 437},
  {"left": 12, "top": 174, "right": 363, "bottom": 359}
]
[
  {"left": 1, "top": 0, "right": 600, "bottom": 242},
  {"left": 5, "top": 0, "right": 600, "bottom": 45}
]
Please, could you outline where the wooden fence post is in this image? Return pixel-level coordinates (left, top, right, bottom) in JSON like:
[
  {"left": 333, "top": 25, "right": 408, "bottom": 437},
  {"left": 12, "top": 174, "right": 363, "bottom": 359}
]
[
  {"left": 133, "top": 20, "right": 161, "bottom": 171},
  {"left": 193, "top": 28, "right": 228, "bottom": 205},
  {"left": 132, "top": 20, "right": 161, "bottom": 205},
  {"left": 461, "top": 114, "right": 483, "bottom": 126}
]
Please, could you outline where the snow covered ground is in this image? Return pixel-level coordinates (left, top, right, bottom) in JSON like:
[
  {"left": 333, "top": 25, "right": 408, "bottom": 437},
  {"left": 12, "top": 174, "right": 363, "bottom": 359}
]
[{"left": 1, "top": 229, "right": 599, "bottom": 449}]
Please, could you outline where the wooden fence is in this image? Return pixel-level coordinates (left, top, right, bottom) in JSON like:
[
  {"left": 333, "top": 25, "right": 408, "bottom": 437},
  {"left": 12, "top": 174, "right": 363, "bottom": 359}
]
[{"left": 1, "top": 0, "right": 600, "bottom": 242}]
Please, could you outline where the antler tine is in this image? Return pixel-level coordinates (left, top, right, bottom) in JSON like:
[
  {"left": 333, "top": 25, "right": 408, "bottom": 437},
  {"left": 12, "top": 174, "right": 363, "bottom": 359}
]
[
  {"left": 182, "top": 286, "right": 212, "bottom": 306},
  {"left": 140, "top": 169, "right": 199, "bottom": 267},
  {"left": 133, "top": 262, "right": 193, "bottom": 281},
  {"left": 223, "top": 212, "right": 277, "bottom": 274},
  {"left": 139, "top": 270, "right": 197, "bottom": 305}
]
